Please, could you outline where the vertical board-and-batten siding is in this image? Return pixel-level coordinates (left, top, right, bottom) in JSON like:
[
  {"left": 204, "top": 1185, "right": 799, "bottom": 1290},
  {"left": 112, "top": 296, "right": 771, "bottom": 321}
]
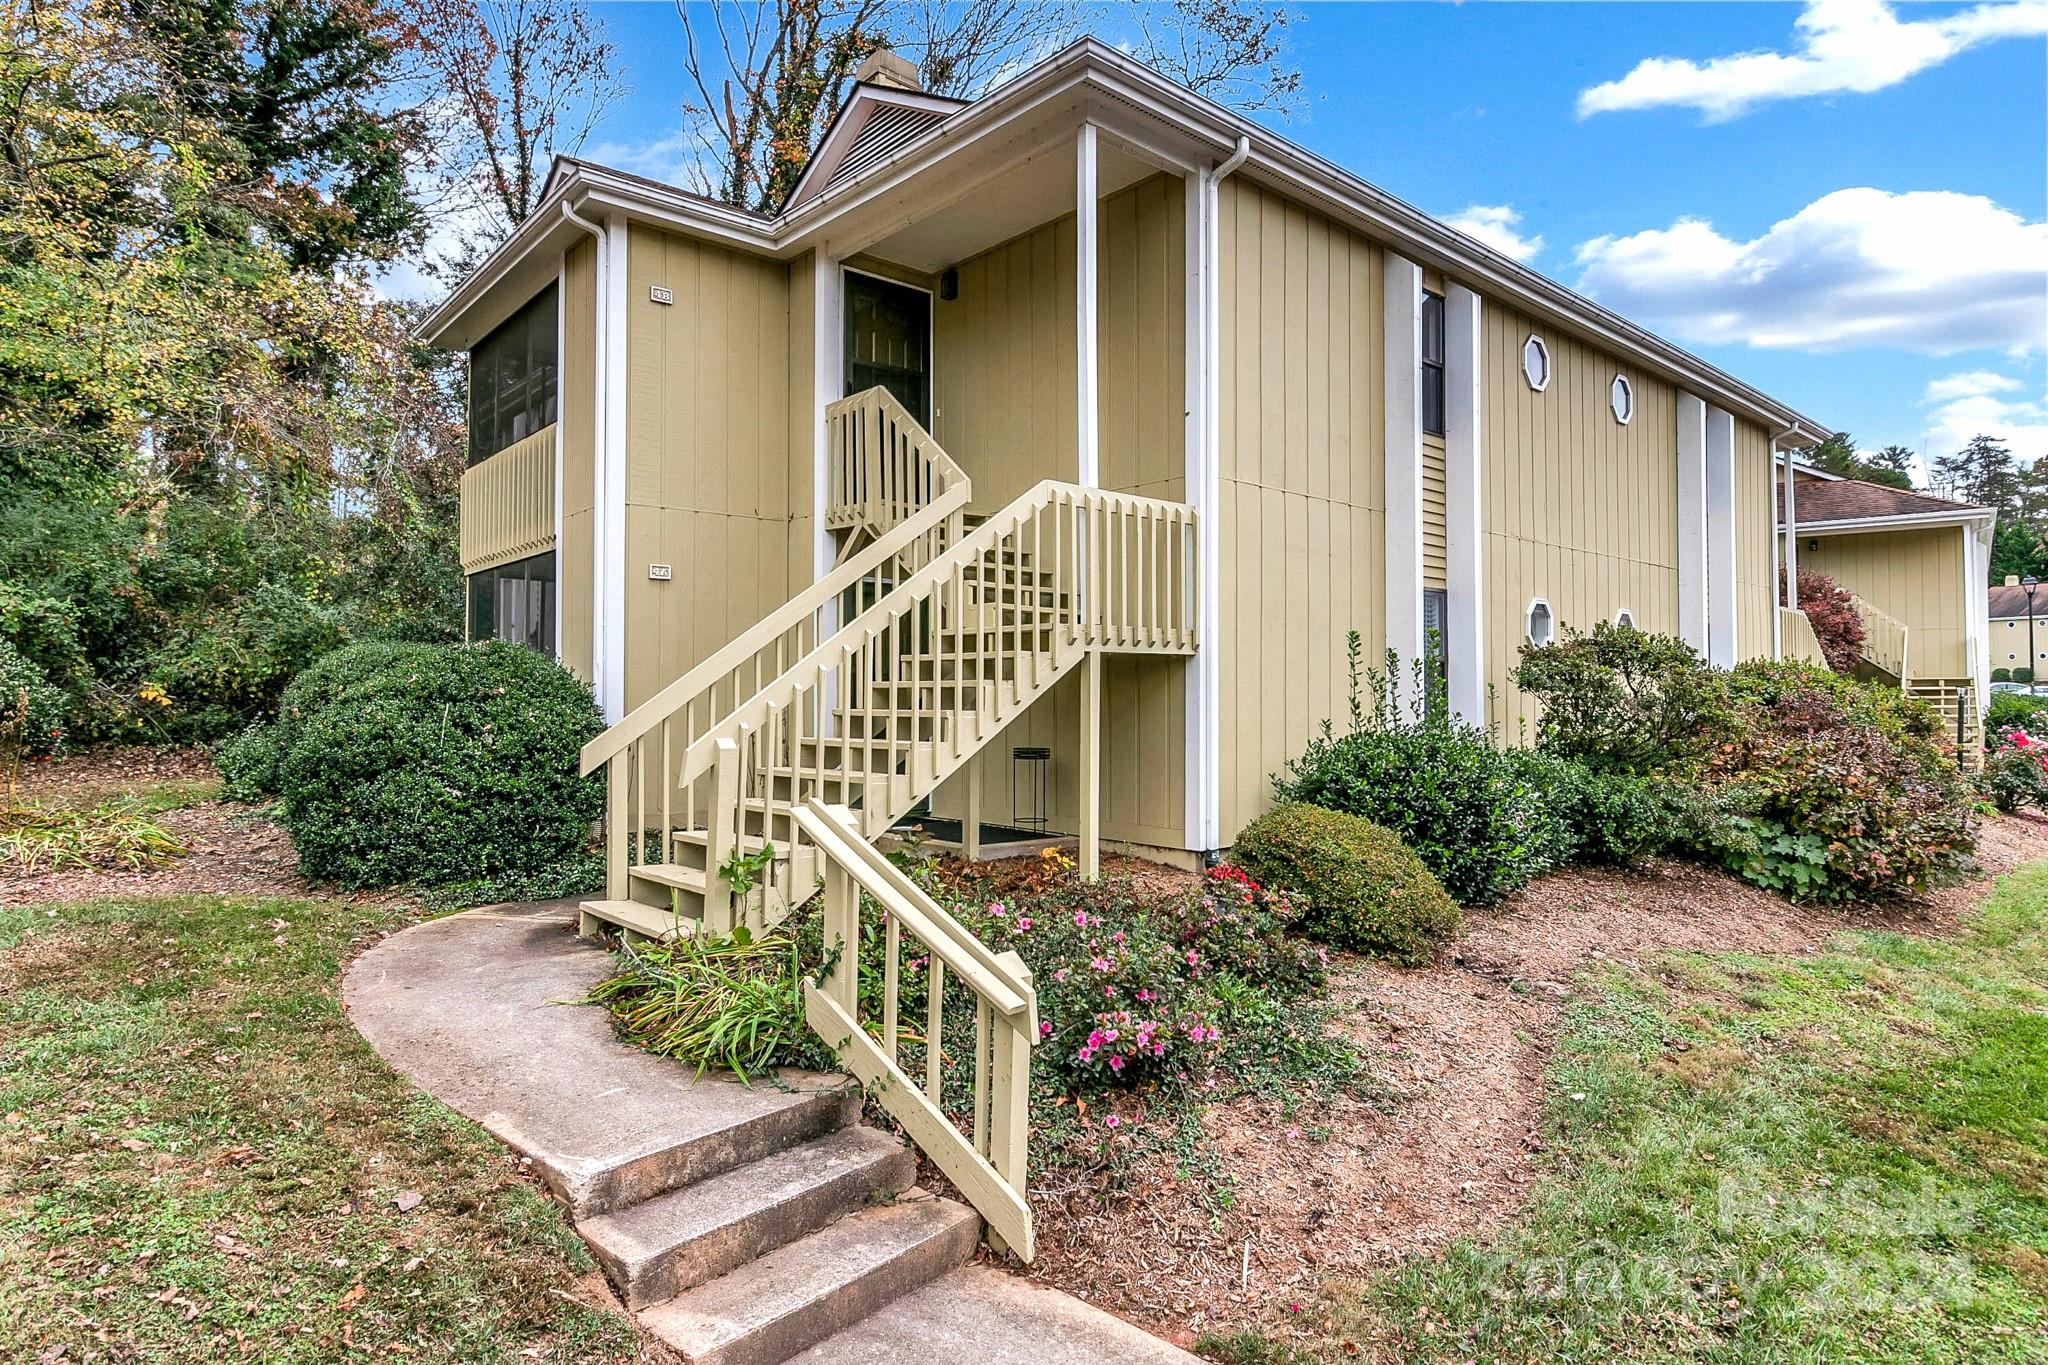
[
  {"left": 925, "top": 174, "right": 1189, "bottom": 849},
  {"left": 1733, "top": 417, "right": 1777, "bottom": 662},
  {"left": 1801, "top": 527, "right": 1971, "bottom": 678},
  {"left": 1481, "top": 302, "right": 1681, "bottom": 741},
  {"left": 1215, "top": 177, "right": 1384, "bottom": 841},
  {"left": 559, "top": 237, "right": 596, "bottom": 684},
  {"left": 622, "top": 223, "right": 793, "bottom": 711}
]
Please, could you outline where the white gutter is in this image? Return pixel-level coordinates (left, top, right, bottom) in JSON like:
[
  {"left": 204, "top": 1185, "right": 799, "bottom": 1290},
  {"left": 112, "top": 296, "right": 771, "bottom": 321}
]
[
  {"left": 560, "top": 204, "right": 620, "bottom": 718},
  {"left": 422, "top": 43, "right": 1830, "bottom": 443},
  {"left": 1783, "top": 510, "right": 1997, "bottom": 536}
]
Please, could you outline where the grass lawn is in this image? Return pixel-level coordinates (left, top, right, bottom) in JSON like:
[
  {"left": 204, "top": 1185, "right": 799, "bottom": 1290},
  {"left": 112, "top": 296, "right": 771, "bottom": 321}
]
[
  {"left": 0, "top": 892, "right": 647, "bottom": 1363},
  {"left": 1296, "top": 863, "right": 2048, "bottom": 1363}
]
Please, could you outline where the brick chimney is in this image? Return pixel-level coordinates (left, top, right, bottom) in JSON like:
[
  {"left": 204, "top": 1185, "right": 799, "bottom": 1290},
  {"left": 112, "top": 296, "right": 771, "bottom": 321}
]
[{"left": 854, "top": 48, "right": 922, "bottom": 92}]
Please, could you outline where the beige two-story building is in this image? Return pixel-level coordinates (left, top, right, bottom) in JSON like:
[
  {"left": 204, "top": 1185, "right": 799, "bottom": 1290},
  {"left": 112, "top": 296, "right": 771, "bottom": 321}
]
[{"left": 424, "top": 39, "right": 1832, "bottom": 927}]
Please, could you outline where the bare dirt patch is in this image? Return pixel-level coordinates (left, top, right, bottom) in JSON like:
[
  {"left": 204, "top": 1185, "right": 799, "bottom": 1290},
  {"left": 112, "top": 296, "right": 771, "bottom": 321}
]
[
  {"left": 1, "top": 746, "right": 310, "bottom": 906},
  {"left": 1020, "top": 816, "right": 2048, "bottom": 1348}
]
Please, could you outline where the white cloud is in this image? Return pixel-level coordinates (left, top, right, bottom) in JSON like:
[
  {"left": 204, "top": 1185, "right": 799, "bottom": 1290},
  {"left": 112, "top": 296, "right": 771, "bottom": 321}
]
[
  {"left": 1573, "top": 188, "right": 2048, "bottom": 353},
  {"left": 1921, "top": 370, "right": 2048, "bottom": 462},
  {"left": 582, "top": 131, "right": 699, "bottom": 191},
  {"left": 1924, "top": 370, "right": 2021, "bottom": 403},
  {"left": 1442, "top": 204, "right": 1543, "bottom": 263},
  {"left": 1578, "top": 0, "right": 2048, "bottom": 121}
]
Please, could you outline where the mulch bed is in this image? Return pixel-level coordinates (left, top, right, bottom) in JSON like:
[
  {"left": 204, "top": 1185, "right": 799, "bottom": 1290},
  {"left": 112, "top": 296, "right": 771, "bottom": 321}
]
[{"left": 1016, "top": 814, "right": 2048, "bottom": 1349}]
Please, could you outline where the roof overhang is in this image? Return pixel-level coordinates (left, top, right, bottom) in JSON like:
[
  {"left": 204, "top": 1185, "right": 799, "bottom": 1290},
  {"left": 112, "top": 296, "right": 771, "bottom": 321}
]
[
  {"left": 1784, "top": 509, "right": 1998, "bottom": 536},
  {"left": 418, "top": 38, "right": 1832, "bottom": 440}
]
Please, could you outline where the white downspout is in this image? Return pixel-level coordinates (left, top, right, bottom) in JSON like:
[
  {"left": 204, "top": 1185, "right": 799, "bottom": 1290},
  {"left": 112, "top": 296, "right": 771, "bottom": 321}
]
[{"left": 562, "top": 203, "right": 614, "bottom": 718}]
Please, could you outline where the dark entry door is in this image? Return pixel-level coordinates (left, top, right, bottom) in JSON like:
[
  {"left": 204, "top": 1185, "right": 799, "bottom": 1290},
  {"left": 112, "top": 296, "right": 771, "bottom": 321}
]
[{"left": 844, "top": 272, "right": 931, "bottom": 426}]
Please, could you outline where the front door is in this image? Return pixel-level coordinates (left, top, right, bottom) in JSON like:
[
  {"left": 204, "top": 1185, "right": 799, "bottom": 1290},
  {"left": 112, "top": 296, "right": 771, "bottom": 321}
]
[{"left": 844, "top": 272, "right": 931, "bottom": 427}]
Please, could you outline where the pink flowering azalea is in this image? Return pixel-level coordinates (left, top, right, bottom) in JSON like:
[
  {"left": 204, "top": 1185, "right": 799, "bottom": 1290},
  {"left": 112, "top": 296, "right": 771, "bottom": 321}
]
[
  {"left": 987, "top": 904, "right": 1006, "bottom": 918},
  {"left": 1090, "top": 957, "right": 1112, "bottom": 972},
  {"left": 1017, "top": 917, "right": 1032, "bottom": 931},
  {"left": 1135, "top": 988, "right": 1152, "bottom": 1003},
  {"left": 1108, "top": 1055, "right": 1125, "bottom": 1072},
  {"left": 1039, "top": 1021, "right": 1054, "bottom": 1038},
  {"left": 1077, "top": 1046, "right": 1094, "bottom": 1062},
  {"left": 1103, "top": 1114, "right": 1121, "bottom": 1129},
  {"left": 1086, "top": 1029, "right": 1106, "bottom": 1049},
  {"left": 1073, "top": 909, "right": 1088, "bottom": 928}
]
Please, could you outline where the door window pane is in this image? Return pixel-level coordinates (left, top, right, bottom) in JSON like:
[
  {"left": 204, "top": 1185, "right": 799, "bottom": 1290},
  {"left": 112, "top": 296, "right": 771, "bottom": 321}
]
[{"left": 844, "top": 273, "right": 931, "bottom": 426}]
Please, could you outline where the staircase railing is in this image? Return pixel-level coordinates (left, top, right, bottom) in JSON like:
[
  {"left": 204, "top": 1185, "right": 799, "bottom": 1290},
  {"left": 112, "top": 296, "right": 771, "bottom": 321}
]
[
  {"left": 1851, "top": 594, "right": 1910, "bottom": 680},
  {"left": 581, "top": 389, "right": 970, "bottom": 901},
  {"left": 668, "top": 481, "right": 1194, "bottom": 923},
  {"left": 1780, "top": 606, "right": 1827, "bottom": 666},
  {"left": 796, "top": 799, "right": 1038, "bottom": 1260},
  {"left": 826, "top": 386, "right": 968, "bottom": 543}
]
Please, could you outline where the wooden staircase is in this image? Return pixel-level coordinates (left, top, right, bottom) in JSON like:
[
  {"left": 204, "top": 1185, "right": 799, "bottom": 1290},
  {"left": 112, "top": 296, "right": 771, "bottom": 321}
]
[{"left": 575, "top": 387, "right": 1197, "bottom": 1271}]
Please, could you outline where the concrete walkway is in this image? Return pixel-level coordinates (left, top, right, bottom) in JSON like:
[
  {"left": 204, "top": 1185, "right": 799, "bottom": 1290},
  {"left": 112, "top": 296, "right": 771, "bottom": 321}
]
[{"left": 343, "top": 902, "right": 1198, "bottom": 1365}]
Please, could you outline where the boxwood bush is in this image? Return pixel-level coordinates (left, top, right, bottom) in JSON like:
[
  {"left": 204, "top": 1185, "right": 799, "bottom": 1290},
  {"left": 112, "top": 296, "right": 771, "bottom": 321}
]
[
  {"left": 1510, "top": 751, "right": 1681, "bottom": 868},
  {"left": 1227, "top": 804, "right": 1460, "bottom": 964},
  {"left": 276, "top": 641, "right": 603, "bottom": 888}
]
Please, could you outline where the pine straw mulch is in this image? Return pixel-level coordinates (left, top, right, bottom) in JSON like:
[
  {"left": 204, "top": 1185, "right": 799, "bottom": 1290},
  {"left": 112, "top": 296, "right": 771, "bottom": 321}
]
[
  {"left": 1, "top": 746, "right": 310, "bottom": 907},
  {"left": 1016, "top": 814, "right": 2048, "bottom": 1352}
]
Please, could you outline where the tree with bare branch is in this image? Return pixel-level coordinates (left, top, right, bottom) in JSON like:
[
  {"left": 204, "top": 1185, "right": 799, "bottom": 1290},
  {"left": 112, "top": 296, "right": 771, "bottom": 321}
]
[
  {"left": 412, "top": 0, "right": 626, "bottom": 267},
  {"left": 672, "top": 1, "right": 1300, "bottom": 213}
]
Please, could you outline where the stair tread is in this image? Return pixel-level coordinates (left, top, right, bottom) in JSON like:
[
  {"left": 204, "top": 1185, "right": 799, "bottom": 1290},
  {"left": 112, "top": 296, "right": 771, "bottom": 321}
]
[
  {"left": 581, "top": 1126, "right": 914, "bottom": 1308},
  {"left": 636, "top": 1190, "right": 979, "bottom": 1362},
  {"left": 580, "top": 898, "right": 700, "bottom": 940},
  {"left": 629, "top": 862, "right": 709, "bottom": 893}
]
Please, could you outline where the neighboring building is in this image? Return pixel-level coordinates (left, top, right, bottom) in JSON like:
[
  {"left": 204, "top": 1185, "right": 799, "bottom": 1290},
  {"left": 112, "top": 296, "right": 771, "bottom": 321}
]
[
  {"left": 1989, "top": 579, "right": 2048, "bottom": 673},
  {"left": 1779, "top": 462, "right": 1995, "bottom": 748},
  {"left": 423, "top": 39, "right": 1833, "bottom": 921}
]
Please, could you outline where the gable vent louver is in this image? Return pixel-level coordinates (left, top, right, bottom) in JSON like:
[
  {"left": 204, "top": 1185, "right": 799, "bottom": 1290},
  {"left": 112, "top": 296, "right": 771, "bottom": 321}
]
[{"left": 829, "top": 105, "right": 947, "bottom": 190}]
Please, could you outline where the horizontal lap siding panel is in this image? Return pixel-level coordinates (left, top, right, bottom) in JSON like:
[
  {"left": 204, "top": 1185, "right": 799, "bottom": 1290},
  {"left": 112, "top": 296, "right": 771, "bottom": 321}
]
[
  {"left": 1801, "top": 527, "right": 1969, "bottom": 678},
  {"left": 1483, "top": 301, "right": 1678, "bottom": 740},
  {"left": 1423, "top": 436, "right": 1448, "bottom": 589},
  {"left": 560, "top": 238, "right": 596, "bottom": 684},
  {"left": 1734, "top": 418, "right": 1776, "bottom": 661},
  {"left": 1215, "top": 178, "right": 1382, "bottom": 844},
  {"left": 622, "top": 223, "right": 792, "bottom": 711}
]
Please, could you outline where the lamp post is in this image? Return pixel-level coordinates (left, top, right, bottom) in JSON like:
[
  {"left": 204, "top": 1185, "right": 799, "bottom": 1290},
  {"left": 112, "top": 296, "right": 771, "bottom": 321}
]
[{"left": 2026, "top": 576, "right": 2040, "bottom": 693}]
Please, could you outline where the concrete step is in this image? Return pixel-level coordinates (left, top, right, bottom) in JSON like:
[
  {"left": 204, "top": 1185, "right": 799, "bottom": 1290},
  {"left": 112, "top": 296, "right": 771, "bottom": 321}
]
[
  {"left": 637, "top": 1190, "right": 980, "bottom": 1365},
  {"left": 787, "top": 1264, "right": 1205, "bottom": 1364},
  {"left": 581, "top": 1126, "right": 915, "bottom": 1310}
]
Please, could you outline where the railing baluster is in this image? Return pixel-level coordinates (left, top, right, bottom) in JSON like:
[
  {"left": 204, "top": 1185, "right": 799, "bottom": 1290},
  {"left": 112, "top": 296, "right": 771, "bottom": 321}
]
[
  {"left": 926, "top": 957, "right": 945, "bottom": 1102},
  {"left": 972, "top": 998, "right": 990, "bottom": 1158},
  {"left": 883, "top": 912, "right": 900, "bottom": 1066}
]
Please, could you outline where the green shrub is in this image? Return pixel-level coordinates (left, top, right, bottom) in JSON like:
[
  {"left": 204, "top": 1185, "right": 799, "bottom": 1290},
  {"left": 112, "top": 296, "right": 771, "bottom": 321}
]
[
  {"left": 147, "top": 580, "right": 348, "bottom": 740},
  {"left": 1512, "top": 751, "right": 1679, "bottom": 867},
  {"left": 1686, "top": 661, "right": 1973, "bottom": 901},
  {"left": 1276, "top": 718, "right": 1552, "bottom": 906},
  {"left": 1512, "top": 621, "right": 1729, "bottom": 774},
  {"left": 2016, "top": 666, "right": 2036, "bottom": 684},
  {"left": 276, "top": 641, "right": 603, "bottom": 888},
  {"left": 214, "top": 722, "right": 281, "bottom": 803},
  {"left": 1227, "top": 804, "right": 1459, "bottom": 964},
  {"left": 1987, "top": 689, "right": 2048, "bottom": 740},
  {"left": 1993, "top": 667, "right": 2013, "bottom": 683},
  {"left": 1981, "top": 742, "right": 2048, "bottom": 814},
  {"left": 0, "top": 639, "right": 67, "bottom": 797}
]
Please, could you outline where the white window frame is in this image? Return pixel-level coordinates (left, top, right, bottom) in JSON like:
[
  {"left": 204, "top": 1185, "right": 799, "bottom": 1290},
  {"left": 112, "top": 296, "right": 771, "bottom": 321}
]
[
  {"left": 1610, "top": 373, "right": 1634, "bottom": 425},
  {"left": 1522, "top": 334, "right": 1551, "bottom": 392},
  {"left": 1614, "top": 607, "right": 1636, "bottom": 629},
  {"left": 1526, "top": 596, "right": 1555, "bottom": 646}
]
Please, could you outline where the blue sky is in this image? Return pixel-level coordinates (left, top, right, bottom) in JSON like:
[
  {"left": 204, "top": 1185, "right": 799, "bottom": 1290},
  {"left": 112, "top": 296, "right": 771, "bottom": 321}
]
[{"left": 576, "top": 0, "right": 2047, "bottom": 475}]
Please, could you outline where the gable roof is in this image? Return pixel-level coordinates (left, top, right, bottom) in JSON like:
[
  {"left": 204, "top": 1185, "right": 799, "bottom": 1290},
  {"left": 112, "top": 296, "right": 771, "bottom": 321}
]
[
  {"left": 784, "top": 82, "right": 968, "bottom": 211},
  {"left": 1783, "top": 478, "right": 1991, "bottom": 528},
  {"left": 1988, "top": 585, "right": 2048, "bottom": 619},
  {"left": 421, "top": 38, "right": 1830, "bottom": 444}
]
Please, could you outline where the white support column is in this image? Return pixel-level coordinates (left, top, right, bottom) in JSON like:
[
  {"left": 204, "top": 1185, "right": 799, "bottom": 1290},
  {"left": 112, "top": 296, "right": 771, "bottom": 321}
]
[
  {"left": 553, "top": 262, "right": 567, "bottom": 658},
  {"left": 813, "top": 250, "right": 842, "bottom": 587},
  {"left": 597, "top": 215, "right": 629, "bottom": 721},
  {"left": 1443, "top": 284, "right": 1484, "bottom": 726},
  {"left": 1079, "top": 649, "right": 1101, "bottom": 881},
  {"left": 1383, "top": 252, "right": 1425, "bottom": 706},
  {"left": 1769, "top": 453, "right": 1782, "bottom": 659},
  {"left": 1676, "top": 392, "right": 1709, "bottom": 658},
  {"left": 1183, "top": 163, "right": 1220, "bottom": 855},
  {"left": 1783, "top": 443, "right": 1799, "bottom": 610},
  {"left": 1705, "top": 404, "right": 1738, "bottom": 668},
  {"left": 1076, "top": 123, "right": 1100, "bottom": 488}
]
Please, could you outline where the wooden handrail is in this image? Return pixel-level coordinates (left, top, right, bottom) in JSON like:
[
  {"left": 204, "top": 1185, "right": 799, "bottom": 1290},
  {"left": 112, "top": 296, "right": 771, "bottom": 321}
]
[
  {"left": 672, "top": 479, "right": 1198, "bottom": 790},
  {"left": 826, "top": 386, "right": 968, "bottom": 540},
  {"left": 1850, "top": 593, "right": 1910, "bottom": 679},
  {"left": 795, "top": 799, "right": 1038, "bottom": 1261},
  {"left": 581, "top": 476, "right": 968, "bottom": 775}
]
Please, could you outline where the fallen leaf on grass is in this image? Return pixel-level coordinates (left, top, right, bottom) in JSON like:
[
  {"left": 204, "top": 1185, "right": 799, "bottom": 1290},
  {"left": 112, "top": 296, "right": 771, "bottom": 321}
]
[{"left": 393, "top": 1190, "right": 422, "bottom": 1212}]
